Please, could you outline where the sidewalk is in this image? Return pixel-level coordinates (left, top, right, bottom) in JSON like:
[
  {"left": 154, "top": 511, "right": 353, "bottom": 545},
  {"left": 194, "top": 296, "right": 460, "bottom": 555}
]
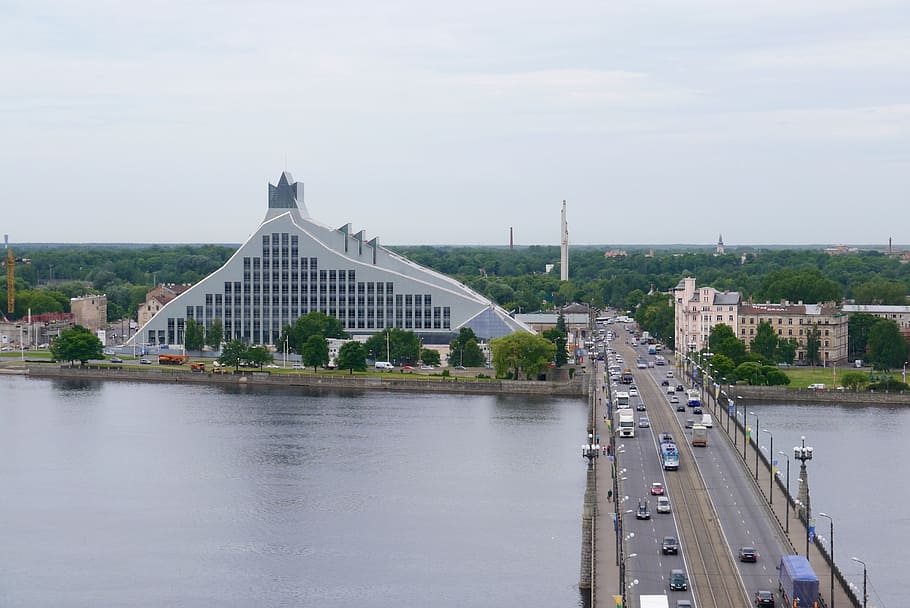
[{"left": 592, "top": 361, "right": 621, "bottom": 608}]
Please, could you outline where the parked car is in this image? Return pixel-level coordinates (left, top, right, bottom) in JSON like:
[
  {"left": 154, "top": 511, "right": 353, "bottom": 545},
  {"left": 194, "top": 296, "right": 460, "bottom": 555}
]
[
  {"left": 110, "top": 357, "right": 123, "bottom": 363},
  {"left": 656, "top": 496, "right": 671, "bottom": 513},
  {"left": 420, "top": 365, "right": 435, "bottom": 370},
  {"left": 755, "top": 590, "right": 775, "bottom": 607},
  {"left": 739, "top": 546, "right": 759, "bottom": 562},
  {"left": 650, "top": 482, "right": 665, "bottom": 495},
  {"left": 139, "top": 358, "right": 152, "bottom": 365},
  {"left": 401, "top": 365, "right": 416, "bottom": 371},
  {"left": 661, "top": 536, "right": 679, "bottom": 554}
]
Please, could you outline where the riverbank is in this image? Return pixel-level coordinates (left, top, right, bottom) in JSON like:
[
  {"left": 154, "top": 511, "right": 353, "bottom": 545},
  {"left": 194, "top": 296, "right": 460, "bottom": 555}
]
[
  {"left": 20, "top": 363, "right": 588, "bottom": 397},
  {"left": 732, "top": 384, "right": 910, "bottom": 405}
]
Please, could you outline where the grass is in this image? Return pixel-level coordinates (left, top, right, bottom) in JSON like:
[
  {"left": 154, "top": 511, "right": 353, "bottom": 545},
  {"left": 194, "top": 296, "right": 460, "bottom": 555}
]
[{"left": 782, "top": 367, "right": 853, "bottom": 389}]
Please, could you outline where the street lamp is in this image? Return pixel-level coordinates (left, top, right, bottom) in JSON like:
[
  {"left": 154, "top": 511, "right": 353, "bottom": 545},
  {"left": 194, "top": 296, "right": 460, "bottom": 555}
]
[
  {"left": 778, "top": 450, "right": 791, "bottom": 534},
  {"left": 762, "top": 429, "right": 773, "bottom": 504},
  {"left": 749, "top": 411, "right": 759, "bottom": 480},
  {"left": 582, "top": 434, "right": 600, "bottom": 468},
  {"left": 819, "top": 512, "right": 834, "bottom": 608},
  {"left": 794, "top": 436, "right": 814, "bottom": 556},
  {"left": 851, "top": 557, "right": 867, "bottom": 608},
  {"left": 737, "top": 396, "right": 746, "bottom": 457}
]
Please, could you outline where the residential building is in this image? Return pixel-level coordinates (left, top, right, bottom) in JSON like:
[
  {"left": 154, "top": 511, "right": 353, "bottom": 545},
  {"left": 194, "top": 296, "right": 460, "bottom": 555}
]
[
  {"left": 70, "top": 294, "right": 107, "bottom": 333},
  {"left": 138, "top": 284, "right": 193, "bottom": 328},
  {"left": 673, "top": 277, "right": 741, "bottom": 354},
  {"left": 738, "top": 302, "right": 848, "bottom": 365},
  {"left": 842, "top": 304, "right": 910, "bottom": 341}
]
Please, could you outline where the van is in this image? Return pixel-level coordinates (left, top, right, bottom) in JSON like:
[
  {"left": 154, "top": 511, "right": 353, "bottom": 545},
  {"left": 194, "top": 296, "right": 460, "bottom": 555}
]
[
  {"left": 374, "top": 361, "right": 394, "bottom": 371},
  {"left": 701, "top": 414, "right": 713, "bottom": 428}
]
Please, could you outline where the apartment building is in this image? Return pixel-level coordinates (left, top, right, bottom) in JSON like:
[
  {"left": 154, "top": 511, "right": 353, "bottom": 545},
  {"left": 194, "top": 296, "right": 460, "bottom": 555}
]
[
  {"left": 673, "top": 277, "right": 741, "bottom": 353},
  {"left": 738, "top": 302, "right": 848, "bottom": 365}
]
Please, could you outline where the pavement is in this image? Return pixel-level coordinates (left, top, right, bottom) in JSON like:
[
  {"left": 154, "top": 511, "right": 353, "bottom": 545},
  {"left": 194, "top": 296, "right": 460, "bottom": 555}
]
[{"left": 592, "top": 360, "right": 622, "bottom": 608}]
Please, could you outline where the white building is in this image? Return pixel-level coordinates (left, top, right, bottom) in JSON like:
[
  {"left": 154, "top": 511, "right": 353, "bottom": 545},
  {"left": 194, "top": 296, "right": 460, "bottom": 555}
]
[
  {"left": 131, "top": 172, "right": 532, "bottom": 348},
  {"left": 673, "top": 277, "right": 741, "bottom": 353}
]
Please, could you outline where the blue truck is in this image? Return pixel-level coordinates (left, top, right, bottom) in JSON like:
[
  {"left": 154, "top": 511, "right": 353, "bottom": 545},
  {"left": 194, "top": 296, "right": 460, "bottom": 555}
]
[{"left": 779, "top": 555, "right": 819, "bottom": 608}]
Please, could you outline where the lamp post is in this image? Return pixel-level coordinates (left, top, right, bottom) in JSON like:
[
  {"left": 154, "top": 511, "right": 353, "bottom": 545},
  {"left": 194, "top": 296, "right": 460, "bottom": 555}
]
[
  {"left": 794, "top": 436, "right": 814, "bottom": 556},
  {"left": 851, "top": 557, "right": 867, "bottom": 608},
  {"left": 620, "top": 552, "right": 637, "bottom": 608},
  {"left": 749, "top": 411, "right": 760, "bottom": 480},
  {"left": 762, "top": 429, "right": 773, "bottom": 504},
  {"left": 778, "top": 450, "right": 790, "bottom": 534},
  {"left": 819, "top": 512, "right": 834, "bottom": 608}
]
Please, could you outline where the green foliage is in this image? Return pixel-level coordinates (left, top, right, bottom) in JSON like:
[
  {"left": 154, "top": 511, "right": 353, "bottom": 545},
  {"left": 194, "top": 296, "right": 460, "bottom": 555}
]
[
  {"left": 852, "top": 279, "right": 909, "bottom": 305},
  {"left": 709, "top": 353, "right": 735, "bottom": 380},
  {"left": 281, "top": 312, "right": 349, "bottom": 353},
  {"left": 848, "top": 313, "right": 878, "bottom": 358},
  {"left": 448, "top": 327, "right": 485, "bottom": 367},
  {"left": 757, "top": 268, "right": 841, "bottom": 304},
  {"left": 245, "top": 345, "right": 273, "bottom": 368},
  {"left": 363, "top": 328, "right": 421, "bottom": 365},
  {"left": 489, "top": 331, "right": 556, "bottom": 380},
  {"left": 206, "top": 319, "right": 224, "bottom": 349},
  {"left": 764, "top": 368, "right": 791, "bottom": 386},
  {"left": 542, "top": 327, "right": 568, "bottom": 367},
  {"left": 219, "top": 340, "right": 247, "bottom": 370},
  {"left": 420, "top": 348, "right": 441, "bottom": 366},
  {"left": 868, "top": 319, "right": 909, "bottom": 371},
  {"left": 709, "top": 324, "right": 747, "bottom": 364},
  {"left": 751, "top": 321, "right": 778, "bottom": 360},
  {"left": 805, "top": 325, "right": 822, "bottom": 366},
  {"left": 839, "top": 371, "right": 868, "bottom": 391},
  {"left": 337, "top": 341, "right": 367, "bottom": 371},
  {"left": 635, "top": 293, "right": 675, "bottom": 349},
  {"left": 868, "top": 377, "right": 910, "bottom": 391},
  {"left": 734, "top": 361, "right": 765, "bottom": 385},
  {"left": 50, "top": 325, "right": 104, "bottom": 365},
  {"left": 776, "top": 338, "right": 799, "bottom": 365},
  {"left": 301, "top": 335, "right": 330, "bottom": 371},
  {"left": 184, "top": 318, "right": 205, "bottom": 351}
]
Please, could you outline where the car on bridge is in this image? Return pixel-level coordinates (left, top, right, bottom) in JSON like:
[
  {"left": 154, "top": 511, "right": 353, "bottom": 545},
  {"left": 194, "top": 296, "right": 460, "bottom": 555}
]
[
  {"left": 676, "top": 384, "right": 684, "bottom": 392},
  {"left": 637, "top": 402, "right": 647, "bottom": 411},
  {"left": 739, "top": 546, "right": 759, "bottom": 562},
  {"left": 676, "top": 402, "right": 686, "bottom": 412},
  {"left": 670, "top": 395, "right": 680, "bottom": 404},
  {"left": 636, "top": 499, "right": 651, "bottom": 519},
  {"left": 650, "top": 482, "right": 665, "bottom": 495},
  {"left": 658, "top": 433, "right": 673, "bottom": 443},
  {"left": 693, "top": 406, "right": 703, "bottom": 415},
  {"left": 661, "top": 536, "right": 679, "bottom": 554},
  {"left": 656, "top": 496, "right": 671, "bottom": 513},
  {"left": 661, "top": 379, "right": 670, "bottom": 386},
  {"left": 669, "top": 569, "right": 688, "bottom": 591},
  {"left": 639, "top": 416, "right": 650, "bottom": 428},
  {"left": 685, "top": 419, "right": 695, "bottom": 429},
  {"left": 754, "top": 589, "right": 775, "bottom": 606}
]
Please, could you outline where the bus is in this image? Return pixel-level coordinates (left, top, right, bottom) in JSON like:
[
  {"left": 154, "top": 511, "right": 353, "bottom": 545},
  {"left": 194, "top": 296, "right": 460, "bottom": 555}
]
[
  {"left": 686, "top": 389, "right": 701, "bottom": 407},
  {"left": 661, "top": 442, "right": 680, "bottom": 470},
  {"left": 615, "top": 391, "right": 631, "bottom": 409}
]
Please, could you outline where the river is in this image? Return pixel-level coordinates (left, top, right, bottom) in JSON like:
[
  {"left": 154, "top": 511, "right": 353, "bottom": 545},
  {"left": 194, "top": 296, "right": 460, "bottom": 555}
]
[{"left": 0, "top": 376, "right": 588, "bottom": 607}]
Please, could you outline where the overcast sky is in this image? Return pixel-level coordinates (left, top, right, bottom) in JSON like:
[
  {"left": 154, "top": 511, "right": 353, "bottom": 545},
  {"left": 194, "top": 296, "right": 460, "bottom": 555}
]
[{"left": 2, "top": 0, "right": 908, "bottom": 247}]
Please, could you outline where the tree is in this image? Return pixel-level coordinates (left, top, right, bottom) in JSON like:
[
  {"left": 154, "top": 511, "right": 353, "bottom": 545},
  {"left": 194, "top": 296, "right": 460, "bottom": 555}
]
[
  {"left": 184, "top": 318, "right": 205, "bottom": 351},
  {"left": 448, "top": 327, "right": 485, "bottom": 367},
  {"left": 337, "top": 341, "right": 367, "bottom": 371},
  {"left": 245, "top": 345, "right": 273, "bottom": 369},
  {"left": 848, "top": 313, "right": 878, "bottom": 359},
  {"left": 50, "top": 325, "right": 104, "bottom": 366},
  {"left": 489, "top": 331, "right": 556, "bottom": 380},
  {"left": 708, "top": 353, "right": 735, "bottom": 381},
  {"left": 751, "top": 321, "right": 778, "bottom": 360},
  {"left": 283, "top": 312, "right": 349, "bottom": 353},
  {"left": 776, "top": 338, "right": 799, "bottom": 365},
  {"left": 219, "top": 339, "right": 247, "bottom": 370},
  {"left": 868, "top": 319, "right": 909, "bottom": 371},
  {"left": 839, "top": 371, "right": 867, "bottom": 391},
  {"left": 853, "top": 279, "right": 909, "bottom": 305},
  {"left": 206, "top": 319, "right": 224, "bottom": 350},
  {"left": 764, "top": 367, "right": 790, "bottom": 386},
  {"left": 420, "top": 348, "right": 441, "bottom": 366},
  {"left": 709, "top": 323, "right": 747, "bottom": 364},
  {"left": 542, "top": 327, "right": 568, "bottom": 367},
  {"left": 363, "top": 328, "right": 421, "bottom": 365},
  {"left": 301, "top": 334, "right": 330, "bottom": 371},
  {"left": 733, "top": 361, "right": 765, "bottom": 385},
  {"left": 805, "top": 325, "right": 822, "bottom": 366}
]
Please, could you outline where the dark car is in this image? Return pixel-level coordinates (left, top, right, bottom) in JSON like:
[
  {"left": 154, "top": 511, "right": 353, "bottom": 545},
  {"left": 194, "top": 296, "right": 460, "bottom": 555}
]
[
  {"left": 636, "top": 499, "right": 651, "bottom": 520},
  {"left": 755, "top": 590, "right": 775, "bottom": 607},
  {"left": 669, "top": 569, "right": 688, "bottom": 591},
  {"left": 676, "top": 403, "right": 686, "bottom": 412},
  {"left": 661, "top": 379, "right": 670, "bottom": 386},
  {"left": 739, "top": 546, "right": 759, "bottom": 562},
  {"left": 676, "top": 384, "right": 685, "bottom": 392},
  {"left": 661, "top": 536, "right": 679, "bottom": 554},
  {"left": 110, "top": 356, "right": 123, "bottom": 363},
  {"left": 636, "top": 402, "right": 647, "bottom": 411},
  {"left": 692, "top": 406, "right": 703, "bottom": 415}
]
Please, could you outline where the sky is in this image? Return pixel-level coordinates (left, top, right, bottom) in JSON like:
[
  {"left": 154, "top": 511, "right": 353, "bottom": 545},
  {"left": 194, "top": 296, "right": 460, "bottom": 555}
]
[{"left": 2, "top": 0, "right": 909, "bottom": 247}]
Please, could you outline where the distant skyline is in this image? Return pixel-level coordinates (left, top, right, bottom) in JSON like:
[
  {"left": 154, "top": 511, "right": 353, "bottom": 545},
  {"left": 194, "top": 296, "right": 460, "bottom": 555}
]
[{"left": 2, "top": 1, "right": 908, "bottom": 246}]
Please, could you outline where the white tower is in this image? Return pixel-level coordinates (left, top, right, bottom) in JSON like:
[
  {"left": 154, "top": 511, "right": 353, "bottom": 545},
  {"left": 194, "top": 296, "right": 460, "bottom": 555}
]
[{"left": 560, "top": 200, "right": 569, "bottom": 281}]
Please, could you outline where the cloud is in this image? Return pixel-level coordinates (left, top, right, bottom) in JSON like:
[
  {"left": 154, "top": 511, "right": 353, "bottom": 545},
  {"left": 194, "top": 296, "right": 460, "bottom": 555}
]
[{"left": 734, "top": 38, "right": 910, "bottom": 71}]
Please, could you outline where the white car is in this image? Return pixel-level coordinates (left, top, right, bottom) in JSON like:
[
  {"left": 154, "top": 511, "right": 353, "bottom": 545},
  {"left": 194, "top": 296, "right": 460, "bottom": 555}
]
[
  {"left": 657, "top": 496, "right": 671, "bottom": 513},
  {"left": 629, "top": 388, "right": 639, "bottom": 397},
  {"left": 420, "top": 365, "right": 435, "bottom": 370}
]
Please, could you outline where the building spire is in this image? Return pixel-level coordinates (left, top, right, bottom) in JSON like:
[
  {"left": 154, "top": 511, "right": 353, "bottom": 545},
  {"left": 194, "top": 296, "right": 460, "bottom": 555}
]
[{"left": 560, "top": 200, "right": 569, "bottom": 281}]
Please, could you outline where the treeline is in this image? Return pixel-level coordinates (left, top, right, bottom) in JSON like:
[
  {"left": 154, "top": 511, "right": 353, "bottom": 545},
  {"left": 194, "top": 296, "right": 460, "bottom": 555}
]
[{"left": 4, "top": 244, "right": 909, "bottom": 331}]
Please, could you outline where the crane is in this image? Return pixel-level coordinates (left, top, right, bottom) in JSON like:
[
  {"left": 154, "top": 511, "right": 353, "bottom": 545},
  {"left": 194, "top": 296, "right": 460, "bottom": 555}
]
[{"left": 3, "top": 234, "right": 31, "bottom": 320}]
